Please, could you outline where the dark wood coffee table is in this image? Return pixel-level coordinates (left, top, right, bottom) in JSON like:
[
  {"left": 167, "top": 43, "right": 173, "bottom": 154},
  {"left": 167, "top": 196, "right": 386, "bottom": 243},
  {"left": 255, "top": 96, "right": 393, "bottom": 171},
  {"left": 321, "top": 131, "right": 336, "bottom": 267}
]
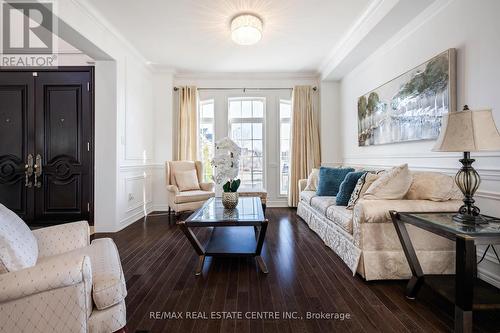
[{"left": 178, "top": 197, "right": 268, "bottom": 276}]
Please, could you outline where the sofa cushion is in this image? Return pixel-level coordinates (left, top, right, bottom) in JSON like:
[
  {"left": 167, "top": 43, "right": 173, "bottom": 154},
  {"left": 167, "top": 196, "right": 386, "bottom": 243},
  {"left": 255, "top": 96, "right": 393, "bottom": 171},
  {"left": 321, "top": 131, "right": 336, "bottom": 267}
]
[
  {"left": 174, "top": 190, "right": 215, "bottom": 204},
  {"left": 326, "top": 205, "right": 353, "bottom": 234},
  {"left": 406, "top": 172, "right": 462, "bottom": 201},
  {"left": 353, "top": 199, "right": 462, "bottom": 225},
  {"left": 0, "top": 203, "right": 38, "bottom": 273},
  {"left": 300, "top": 191, "right": 317, "bottom": 205},
  {"left": 364, "top": 164, "right": 412, "bottom": 200},
  {"left": 316, "top": 167, "right": 355, "bottom": 196},
  {"left": 347, "top": 172, "right": 382, "bottom": 209},
  {"left": 336, "top": 172, "right": 366, "bottom": 206},
  {"left": 175, "top": 169, "right": 201, "bottom": 191},
  {"left": 310, "top": 196, "right": 337, "bottom": 215},
  {"left": 304, "top": 168, "right": 320, "bottom": 191}
]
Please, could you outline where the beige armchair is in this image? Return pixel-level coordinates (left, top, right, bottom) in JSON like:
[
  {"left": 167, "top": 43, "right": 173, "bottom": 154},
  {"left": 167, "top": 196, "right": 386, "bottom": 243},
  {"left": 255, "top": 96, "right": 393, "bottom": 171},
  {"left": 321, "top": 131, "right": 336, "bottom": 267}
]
[
  {"left": 166, "top": 160, "right": 215, "bottom": 215},
  {"left": 0, "top": 220, "right": 127, "bottom": 333}
]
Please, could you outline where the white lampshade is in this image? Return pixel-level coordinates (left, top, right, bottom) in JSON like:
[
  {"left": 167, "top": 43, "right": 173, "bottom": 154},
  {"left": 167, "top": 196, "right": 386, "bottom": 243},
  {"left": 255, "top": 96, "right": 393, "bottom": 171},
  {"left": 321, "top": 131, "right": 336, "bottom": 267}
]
[
  {"left": 433, "top": 109, "right": 500, "bottom": 152},
  {"left": 231, "top": 14, "right": 263, "bottom": 45}
]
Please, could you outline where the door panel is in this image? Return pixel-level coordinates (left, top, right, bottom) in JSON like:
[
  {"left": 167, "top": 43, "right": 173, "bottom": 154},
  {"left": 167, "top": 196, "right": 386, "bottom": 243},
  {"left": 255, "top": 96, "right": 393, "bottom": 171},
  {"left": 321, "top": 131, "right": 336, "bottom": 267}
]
[
  {"left": 0, "top": 72, "right": 34, "bottom": 220},
  {"left": 35, "top": 71, "right": 92, "bottom": 223},
  {"left": 47, "top": 177, "right": 79, "bottom": 209},
  {"left": 46, "top": 87, "right": 80, "bottom": 161}
]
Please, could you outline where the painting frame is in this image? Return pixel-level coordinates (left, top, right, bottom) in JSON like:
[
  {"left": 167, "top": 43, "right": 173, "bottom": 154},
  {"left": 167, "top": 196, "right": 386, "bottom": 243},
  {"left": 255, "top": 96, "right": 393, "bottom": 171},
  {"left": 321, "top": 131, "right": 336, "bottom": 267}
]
[{"left": 357, "top": 48, "right": 457, "bottom": 147}]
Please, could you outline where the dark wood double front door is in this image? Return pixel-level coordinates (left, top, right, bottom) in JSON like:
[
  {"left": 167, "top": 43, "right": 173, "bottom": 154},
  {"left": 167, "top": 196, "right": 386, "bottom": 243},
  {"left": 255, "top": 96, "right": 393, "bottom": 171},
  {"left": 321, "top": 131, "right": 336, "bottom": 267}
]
[{"left": 0, "top": 68, "right": 94, "bottom": 225}]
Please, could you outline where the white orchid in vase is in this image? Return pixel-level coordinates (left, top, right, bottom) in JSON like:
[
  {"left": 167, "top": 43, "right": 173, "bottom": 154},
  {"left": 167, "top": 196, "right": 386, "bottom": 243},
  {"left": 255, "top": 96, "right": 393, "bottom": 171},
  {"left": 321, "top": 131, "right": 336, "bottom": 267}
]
[
  {"left": 211, "top": 137, "right": 242, "bottom": 208},
  {"left": 211, "top": 137, "right": 242, "bottom": 190}
]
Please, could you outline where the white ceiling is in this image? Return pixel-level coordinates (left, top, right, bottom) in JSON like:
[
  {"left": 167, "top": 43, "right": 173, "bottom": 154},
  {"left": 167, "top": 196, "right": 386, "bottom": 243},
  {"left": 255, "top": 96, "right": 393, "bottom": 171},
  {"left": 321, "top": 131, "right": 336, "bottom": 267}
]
[{"left": 85, "top": 0, "right": 373, "bottom": 73}]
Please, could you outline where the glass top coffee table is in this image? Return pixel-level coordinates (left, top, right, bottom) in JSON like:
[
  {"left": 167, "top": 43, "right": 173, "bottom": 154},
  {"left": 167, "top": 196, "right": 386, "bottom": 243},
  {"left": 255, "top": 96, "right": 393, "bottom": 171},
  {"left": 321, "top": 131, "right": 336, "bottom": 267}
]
[{"left": 177, "top": 197, "right": 269, "bottom": 276}]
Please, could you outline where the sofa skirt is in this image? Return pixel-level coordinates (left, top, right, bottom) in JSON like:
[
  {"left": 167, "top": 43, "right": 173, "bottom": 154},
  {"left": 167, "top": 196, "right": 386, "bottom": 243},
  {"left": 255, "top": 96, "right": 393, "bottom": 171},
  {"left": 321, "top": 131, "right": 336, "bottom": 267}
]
[
  {"left": 298, "top": 202, "right": 361, "bottom": 275},
  {"left": 297, "top": 201, "right": 455, "bottom": 280}
]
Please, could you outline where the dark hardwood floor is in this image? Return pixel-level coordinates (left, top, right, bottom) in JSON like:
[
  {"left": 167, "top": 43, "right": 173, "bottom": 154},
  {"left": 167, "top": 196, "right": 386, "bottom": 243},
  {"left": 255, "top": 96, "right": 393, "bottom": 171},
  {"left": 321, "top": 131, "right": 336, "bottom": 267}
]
[{"left": 96, "top": 208, "right": 500, "bottom": 333}]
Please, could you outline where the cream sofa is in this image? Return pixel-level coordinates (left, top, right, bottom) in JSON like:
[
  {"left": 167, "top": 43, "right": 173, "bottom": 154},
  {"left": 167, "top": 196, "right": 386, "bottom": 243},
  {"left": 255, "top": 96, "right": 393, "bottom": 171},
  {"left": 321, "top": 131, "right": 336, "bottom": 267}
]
[
  {"left": 0, "top": 221, "right": 127, "bottom": 333},
  {"left": 297, "top": 169, "right": 462, "bottom": 280}
]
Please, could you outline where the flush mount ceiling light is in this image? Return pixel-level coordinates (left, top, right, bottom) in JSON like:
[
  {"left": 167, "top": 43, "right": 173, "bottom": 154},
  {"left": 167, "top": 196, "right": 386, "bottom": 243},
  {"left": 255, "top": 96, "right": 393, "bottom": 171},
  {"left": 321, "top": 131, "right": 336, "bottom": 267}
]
[{"left": 231, "top": 14, "right": 263, "bottom": 45}]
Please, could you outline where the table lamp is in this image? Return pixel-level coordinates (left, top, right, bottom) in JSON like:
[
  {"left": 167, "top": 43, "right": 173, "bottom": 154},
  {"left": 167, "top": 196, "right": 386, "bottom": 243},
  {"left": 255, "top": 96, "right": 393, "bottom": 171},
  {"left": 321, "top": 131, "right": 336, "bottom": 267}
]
[{"left": 433, "top": 105, "right": 500, "bottom": 224}]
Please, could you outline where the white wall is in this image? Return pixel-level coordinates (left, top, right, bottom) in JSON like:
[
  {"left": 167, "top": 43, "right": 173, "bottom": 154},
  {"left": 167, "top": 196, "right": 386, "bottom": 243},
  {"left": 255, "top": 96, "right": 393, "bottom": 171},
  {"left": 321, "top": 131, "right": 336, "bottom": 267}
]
[
  {"left": 117, "top": 60, "right": 155, "bottom": 229},
  {"left": 173, "top": 73, "right": 319, "bottom": 207},
  {"left": 55, "top": 0, "right": 155, "bottom": 232},
  {"left": 93, "top": 61, "right": 118, "bottom": 231},
  {"left": 319, "top": 81, "right": 342, "bottom": 165},
  {"left": 337, "top": 0, "right": 500, "bottom": 286},
  {"left": 151, "top": 72, "right": 175, "bottom": 211}
]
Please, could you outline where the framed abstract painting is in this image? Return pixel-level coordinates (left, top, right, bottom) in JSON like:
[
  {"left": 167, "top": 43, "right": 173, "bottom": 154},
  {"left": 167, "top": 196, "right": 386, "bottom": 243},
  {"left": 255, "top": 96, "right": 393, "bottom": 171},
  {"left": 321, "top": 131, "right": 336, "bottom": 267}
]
[{"left": 357, "top": 48, "right": 456, "bottom": 146}]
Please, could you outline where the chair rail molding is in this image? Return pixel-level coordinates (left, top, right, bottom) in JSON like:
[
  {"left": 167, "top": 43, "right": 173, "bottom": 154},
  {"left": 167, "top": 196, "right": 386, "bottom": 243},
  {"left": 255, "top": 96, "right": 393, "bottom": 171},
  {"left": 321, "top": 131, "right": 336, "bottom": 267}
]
[
  {"left": 353, "top": 165, "right": 499, "bottom": 181},
  {"left": 120, "top": 164, "right": 159, "bottom": 171}
]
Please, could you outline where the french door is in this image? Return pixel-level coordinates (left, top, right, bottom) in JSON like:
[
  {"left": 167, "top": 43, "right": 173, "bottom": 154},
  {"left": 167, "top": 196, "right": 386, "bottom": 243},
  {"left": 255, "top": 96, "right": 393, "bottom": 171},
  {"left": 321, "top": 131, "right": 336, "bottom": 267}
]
[{"left": 0, "top": 68, "right": 94, "bottom": 225}]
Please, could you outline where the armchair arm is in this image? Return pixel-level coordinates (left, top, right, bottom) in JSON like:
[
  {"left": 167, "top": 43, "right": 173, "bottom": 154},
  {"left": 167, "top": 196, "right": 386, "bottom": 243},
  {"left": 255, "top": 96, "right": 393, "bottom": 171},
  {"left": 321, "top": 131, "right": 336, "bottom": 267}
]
[
  {"left": 0, "top": 251, "right": 92, "bottom": 303},
  {"left": 353, "top": 199, "right": 462, "bottom": 225},
  {"left": 298, "top": 179, "right": 308, "bottom": 193},
  {"left": 199, "top": 182, "right": 214, "bottom": 192},
  {"left": 33, "top": 221, "right": 90, "bottom": 258},
  {"left": 166, "top": 184, "right": 179, "bottom": 194}
]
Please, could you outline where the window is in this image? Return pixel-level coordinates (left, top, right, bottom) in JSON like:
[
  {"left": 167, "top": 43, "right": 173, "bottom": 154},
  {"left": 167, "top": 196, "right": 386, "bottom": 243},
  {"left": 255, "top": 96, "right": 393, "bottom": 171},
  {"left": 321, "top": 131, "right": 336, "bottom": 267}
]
[
  {"left": 198, "top": 99, "right": 215, "bottom": 182},
  {"left": 279, "top": 100, "right": 291, "bottom": 195},
  {"left": 228, "top": 98, "right": 265, "bottom": 188}
]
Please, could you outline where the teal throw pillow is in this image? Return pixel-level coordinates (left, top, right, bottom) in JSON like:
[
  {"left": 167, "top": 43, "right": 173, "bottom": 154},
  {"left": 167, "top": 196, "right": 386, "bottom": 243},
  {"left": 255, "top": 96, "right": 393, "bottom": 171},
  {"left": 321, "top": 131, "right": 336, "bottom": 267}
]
[
  {"left": 316, "top": 167, "right": 355, "bottom": 196},
  {"left": 336, "top": 171, "right": 366, "bottom": 206}
]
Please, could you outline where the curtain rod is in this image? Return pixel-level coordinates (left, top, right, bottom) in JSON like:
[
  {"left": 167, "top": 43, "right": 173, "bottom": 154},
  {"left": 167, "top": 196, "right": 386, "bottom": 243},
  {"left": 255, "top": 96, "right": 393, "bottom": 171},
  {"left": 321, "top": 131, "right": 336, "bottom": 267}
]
[{"left": 173, "top": 87, "right": 317, "bottom": 92}]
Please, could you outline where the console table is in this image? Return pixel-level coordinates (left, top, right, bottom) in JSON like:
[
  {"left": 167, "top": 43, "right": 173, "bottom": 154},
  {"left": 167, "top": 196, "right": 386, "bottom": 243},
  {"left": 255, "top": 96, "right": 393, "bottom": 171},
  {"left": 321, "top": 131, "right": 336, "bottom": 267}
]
[{"left": 390, "top": 211, "right": 500, "bottom": 333}]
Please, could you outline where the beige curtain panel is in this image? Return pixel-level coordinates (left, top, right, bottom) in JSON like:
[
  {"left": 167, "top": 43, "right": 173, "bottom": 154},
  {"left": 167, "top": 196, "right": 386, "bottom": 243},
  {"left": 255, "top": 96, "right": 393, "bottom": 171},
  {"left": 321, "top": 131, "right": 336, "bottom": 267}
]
[
  {"left": 177, "top": 86, "right": 198, "bottom": 161},
  {"left": 288, "top": 85, "right": 321, "bottom": 207}
]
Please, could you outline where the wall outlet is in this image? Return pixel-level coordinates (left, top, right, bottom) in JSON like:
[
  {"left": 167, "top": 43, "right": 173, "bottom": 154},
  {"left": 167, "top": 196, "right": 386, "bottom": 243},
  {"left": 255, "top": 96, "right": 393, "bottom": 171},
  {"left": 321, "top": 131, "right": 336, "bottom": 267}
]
[{"left": 128, "top": 193, "right": 134, "bottom": 201}]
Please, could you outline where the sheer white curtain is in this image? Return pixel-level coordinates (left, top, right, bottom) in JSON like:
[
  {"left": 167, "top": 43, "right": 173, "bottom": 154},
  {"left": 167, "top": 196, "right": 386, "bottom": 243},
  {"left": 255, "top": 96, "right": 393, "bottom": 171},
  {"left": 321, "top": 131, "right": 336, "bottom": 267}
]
[{"left": 288, "top": 86, "right": 321, "bottom": 207}]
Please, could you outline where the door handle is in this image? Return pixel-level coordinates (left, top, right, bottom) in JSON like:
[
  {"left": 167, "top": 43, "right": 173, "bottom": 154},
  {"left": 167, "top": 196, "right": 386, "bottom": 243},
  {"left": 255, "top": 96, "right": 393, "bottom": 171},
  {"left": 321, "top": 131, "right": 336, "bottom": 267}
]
[
  {"left": 24, "top": 154, "right": 33, "bottom": 188},
  {"left": 34, "top": 154, "right": 42, "bottom": 188}
]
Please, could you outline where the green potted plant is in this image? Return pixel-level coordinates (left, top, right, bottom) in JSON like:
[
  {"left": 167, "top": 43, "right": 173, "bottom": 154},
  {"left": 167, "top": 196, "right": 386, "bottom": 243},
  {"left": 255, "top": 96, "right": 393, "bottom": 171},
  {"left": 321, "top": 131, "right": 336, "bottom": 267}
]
[{"left": 222, "top": 179, "right": 241, "bottom": 209}]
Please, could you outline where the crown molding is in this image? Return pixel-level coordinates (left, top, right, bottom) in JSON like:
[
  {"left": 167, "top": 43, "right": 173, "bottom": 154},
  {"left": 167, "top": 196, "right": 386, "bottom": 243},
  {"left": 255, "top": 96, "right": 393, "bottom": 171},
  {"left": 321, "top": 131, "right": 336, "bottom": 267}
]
[
  {"left": 339, "top": 0, "right": 453, "bottom": 80},
  {"left": 320, "top": 0, "right": 451, "bottom": 81},
  {"left": 319, "top": 0, "right": 395, "bottom": 80},
  {"left": 173, "top": 71, "right": 320, "bottom": 81},
  {"left": 149, "top": 64, "right": 177, "bottom": 74},
  {"left": 69, "top": 0, "right": 150, "bottom": 66}
]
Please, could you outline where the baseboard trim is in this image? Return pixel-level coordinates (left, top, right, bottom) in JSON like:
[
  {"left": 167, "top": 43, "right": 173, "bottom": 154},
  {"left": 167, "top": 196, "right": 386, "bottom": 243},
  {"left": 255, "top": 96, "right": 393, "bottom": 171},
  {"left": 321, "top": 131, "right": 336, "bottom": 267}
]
[
  {"left": 267, "top": 200, "right": 289, "bottom": 208},
  {"left": 97, "top": 204, "right": 154, "bottom": 233},
  {"left": 152, "top": 204, "right": 170, "bottom": 211},
  {"left": 122, "top": 204, "right": 153, "bottom": 222}
]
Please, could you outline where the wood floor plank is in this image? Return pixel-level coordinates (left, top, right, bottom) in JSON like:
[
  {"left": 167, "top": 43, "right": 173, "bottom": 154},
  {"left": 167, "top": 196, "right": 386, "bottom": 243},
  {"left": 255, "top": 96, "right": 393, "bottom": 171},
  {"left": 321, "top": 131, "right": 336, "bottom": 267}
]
[{"left": 95, "top": 208, "right": 500, "bottom": 333}]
